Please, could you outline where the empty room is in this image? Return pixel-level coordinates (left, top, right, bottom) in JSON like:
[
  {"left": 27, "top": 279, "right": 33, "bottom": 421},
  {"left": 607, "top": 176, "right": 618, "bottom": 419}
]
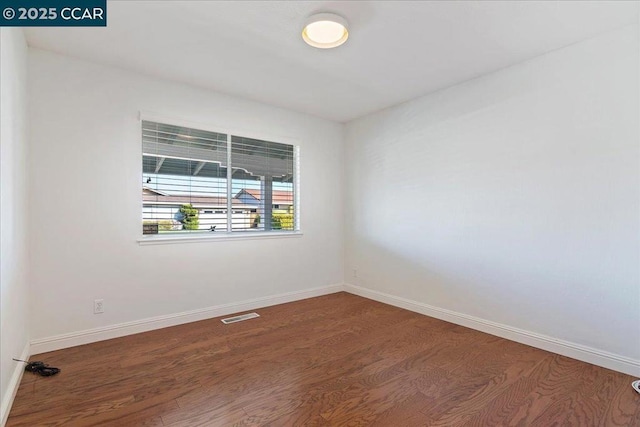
[{"left": 1, "top": 1, "right": 639, "bottom": 425}]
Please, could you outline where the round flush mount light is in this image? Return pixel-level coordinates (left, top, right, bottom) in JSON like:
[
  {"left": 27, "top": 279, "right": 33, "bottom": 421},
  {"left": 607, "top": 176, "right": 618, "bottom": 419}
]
[{"left": 302, "top": 13, "right": 349, "bottom": 49}]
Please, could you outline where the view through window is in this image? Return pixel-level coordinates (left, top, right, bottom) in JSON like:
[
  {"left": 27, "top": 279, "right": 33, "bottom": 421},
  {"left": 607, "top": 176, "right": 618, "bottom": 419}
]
[{"left": 142, "top": 120, "right": 296, "bottom": 235}]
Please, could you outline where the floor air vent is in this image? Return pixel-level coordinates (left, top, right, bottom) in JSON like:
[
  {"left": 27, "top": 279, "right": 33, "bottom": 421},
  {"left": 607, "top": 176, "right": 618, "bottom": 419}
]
[{"left": 221, "top": 312, "right": 260, "bottom": 324}]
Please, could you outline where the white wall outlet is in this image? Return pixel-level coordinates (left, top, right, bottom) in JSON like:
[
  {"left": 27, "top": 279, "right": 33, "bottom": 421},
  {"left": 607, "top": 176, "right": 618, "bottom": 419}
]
[
  {"left": 352, "top": 269, "right": 358, "bottom": 278},
  {"left": 94, "top": 299, "right": 104, "bottom": 314}
]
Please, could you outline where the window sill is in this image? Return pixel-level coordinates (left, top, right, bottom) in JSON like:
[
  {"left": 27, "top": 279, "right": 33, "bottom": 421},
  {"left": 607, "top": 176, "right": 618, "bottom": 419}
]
[{"left": 137, "top": 231, "right": 303, "bottom": 245}]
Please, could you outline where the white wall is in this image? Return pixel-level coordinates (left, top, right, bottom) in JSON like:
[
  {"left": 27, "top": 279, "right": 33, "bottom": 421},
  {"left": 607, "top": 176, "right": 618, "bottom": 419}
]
[
  {"left": 27, "top": 50, "right": 344, "bottom": 344},
  {"left": 0, "top": 28, "right": 30, "bottom": 423},
  {"left": 21, "top": 20, "right": 640, "bottom": 377},
  {"left": 345, "top": 25, "right": 640, "bottom": 367}
]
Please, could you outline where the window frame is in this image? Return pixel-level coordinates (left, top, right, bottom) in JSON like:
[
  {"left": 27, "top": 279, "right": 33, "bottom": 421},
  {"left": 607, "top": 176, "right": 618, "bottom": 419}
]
[{"left": 137, "top": 113, "right": 302, "bottom": 245}]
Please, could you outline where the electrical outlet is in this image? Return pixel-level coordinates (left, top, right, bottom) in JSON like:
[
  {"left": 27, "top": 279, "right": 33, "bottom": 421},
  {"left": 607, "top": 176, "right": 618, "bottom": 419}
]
[
  {"left": 352, "top": 269, "right": 358, "bottom": 278},
  {"left": 94, "top": 299, "right": 104, "bottom": 314}
]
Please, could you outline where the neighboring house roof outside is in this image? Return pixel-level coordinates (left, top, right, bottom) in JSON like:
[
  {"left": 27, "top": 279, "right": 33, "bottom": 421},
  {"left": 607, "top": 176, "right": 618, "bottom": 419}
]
[
  {"left": 143, "top": 193, "right": 253, "bottom": 209},
  {"left": 235, "top": 189, "right": 293, "bottom": 205},
  {"left": 143, "top": 188, "right": 293, "bottom": 208}
]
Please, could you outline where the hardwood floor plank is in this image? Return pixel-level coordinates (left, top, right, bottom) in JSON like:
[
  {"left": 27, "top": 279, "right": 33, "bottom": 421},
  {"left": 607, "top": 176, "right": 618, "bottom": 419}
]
[
  {"left": 7, "top": 292, "right": 638, "bottom": 426},
  {"left": 370, "top": 392, "right": 432, "bottom": 427},
  {"left": 601, "top": 374, "right": 640, "bottom": 426},
  {"left": 425, "top": 348, "right": 544, "bottom": 426}
]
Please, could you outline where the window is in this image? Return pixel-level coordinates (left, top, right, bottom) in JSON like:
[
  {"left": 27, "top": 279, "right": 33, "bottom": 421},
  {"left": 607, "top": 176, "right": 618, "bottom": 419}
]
[{"left": 142, "top": 120, "right": 297, "bottom": 236}]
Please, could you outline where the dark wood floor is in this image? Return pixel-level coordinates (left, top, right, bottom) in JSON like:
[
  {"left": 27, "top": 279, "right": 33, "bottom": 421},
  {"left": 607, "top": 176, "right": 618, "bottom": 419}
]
[{"left": 7, "top": 292, "right": 640, "bottom": 426}]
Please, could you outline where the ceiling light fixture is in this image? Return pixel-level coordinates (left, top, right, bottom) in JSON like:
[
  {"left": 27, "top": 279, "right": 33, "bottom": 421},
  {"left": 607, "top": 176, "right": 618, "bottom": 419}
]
[{"left": 302, "top": 13, "right": 349, "bottom": 49}]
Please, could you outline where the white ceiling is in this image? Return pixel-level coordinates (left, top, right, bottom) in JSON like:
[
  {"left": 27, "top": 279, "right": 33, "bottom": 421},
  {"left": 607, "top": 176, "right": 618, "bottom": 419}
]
[{"left": 24, "top": 1, "right": 638, "bottom": 123}]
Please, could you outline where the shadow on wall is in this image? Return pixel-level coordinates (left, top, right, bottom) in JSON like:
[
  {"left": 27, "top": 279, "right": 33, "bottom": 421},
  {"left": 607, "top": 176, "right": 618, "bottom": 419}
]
[
  {"left": 350, "top": 234, "right": 524, "bottom": 322},
  {"left": 348, "top": 232, "right": 634, "bottom": 358}
]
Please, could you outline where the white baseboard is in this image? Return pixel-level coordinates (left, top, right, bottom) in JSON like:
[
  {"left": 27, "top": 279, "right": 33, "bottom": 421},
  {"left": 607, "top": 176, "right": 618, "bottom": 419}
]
[
  {"left": 344, "top": 283, "right": 640, "bottom": 377},
  {"left": 31, "top": 284, "right": 345, "bottom": 355},
  {"left": 1, "top": 342, "right": 29, "bottom": 427},
  {"left": 29, "top": 282, "right": 639, "bottom": 377}
]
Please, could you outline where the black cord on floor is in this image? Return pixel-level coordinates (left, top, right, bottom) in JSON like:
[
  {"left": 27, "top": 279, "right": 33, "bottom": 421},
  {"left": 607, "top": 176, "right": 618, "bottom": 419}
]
[{"left": 13, "top": 358, "right": 61, "bottom": 376}]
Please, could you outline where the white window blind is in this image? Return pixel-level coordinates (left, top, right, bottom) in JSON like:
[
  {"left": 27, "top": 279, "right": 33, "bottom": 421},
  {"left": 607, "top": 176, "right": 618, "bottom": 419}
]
[
  {"left": 231, "top": 136, "right": 295, "bottom": 231},
  {"left": 142, "top": 120, "right": 296, "bottom": 235}
]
